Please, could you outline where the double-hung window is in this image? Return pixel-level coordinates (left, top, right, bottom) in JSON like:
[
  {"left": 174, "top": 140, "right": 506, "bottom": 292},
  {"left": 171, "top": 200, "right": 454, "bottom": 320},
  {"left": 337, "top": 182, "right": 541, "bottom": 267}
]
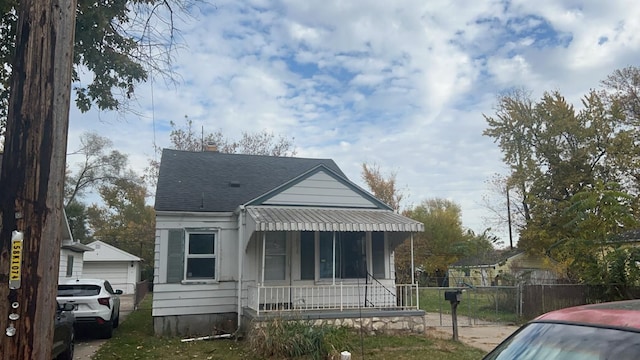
[{"left": 185, "top": 230, "right": 217, "bottom": 281}]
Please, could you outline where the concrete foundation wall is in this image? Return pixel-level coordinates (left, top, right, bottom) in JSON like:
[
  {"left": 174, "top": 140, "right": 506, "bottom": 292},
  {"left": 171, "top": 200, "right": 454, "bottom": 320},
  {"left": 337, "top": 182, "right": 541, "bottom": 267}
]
[{"left": 153, "top": 313, "right": 237, "bottom": 336}]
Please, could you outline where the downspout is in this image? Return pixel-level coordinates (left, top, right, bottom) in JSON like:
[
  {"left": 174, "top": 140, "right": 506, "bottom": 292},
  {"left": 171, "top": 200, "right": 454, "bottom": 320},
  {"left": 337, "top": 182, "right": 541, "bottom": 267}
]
[{"left": 236, "top": 205, "right": 245, "bottom": 333}]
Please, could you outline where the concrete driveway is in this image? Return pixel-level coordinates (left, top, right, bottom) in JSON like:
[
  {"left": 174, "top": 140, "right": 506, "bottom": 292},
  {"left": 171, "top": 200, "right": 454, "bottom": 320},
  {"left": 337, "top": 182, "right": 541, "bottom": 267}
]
[
  {"left": 424, "top": 312, "right": 520, "bottom": 353},
  {"left": 74, "top": 294, "right": 136, "bottom": 359}
]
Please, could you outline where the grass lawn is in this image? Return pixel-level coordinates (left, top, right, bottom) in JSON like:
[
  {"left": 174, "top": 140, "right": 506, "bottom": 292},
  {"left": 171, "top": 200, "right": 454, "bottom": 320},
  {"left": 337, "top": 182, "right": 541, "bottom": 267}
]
[
  {"left": 94, "top": 296, "right": 487, "bottom": 360},
  {"left": 419, "top": 288, "right": 521, "bottom": 324}
]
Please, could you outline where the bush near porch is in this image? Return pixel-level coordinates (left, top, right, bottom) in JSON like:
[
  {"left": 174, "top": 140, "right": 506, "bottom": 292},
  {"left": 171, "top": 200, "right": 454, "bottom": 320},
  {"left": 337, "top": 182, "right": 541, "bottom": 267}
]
[{"left": 94, "top": 296, "right": 486, "bottom": 359}]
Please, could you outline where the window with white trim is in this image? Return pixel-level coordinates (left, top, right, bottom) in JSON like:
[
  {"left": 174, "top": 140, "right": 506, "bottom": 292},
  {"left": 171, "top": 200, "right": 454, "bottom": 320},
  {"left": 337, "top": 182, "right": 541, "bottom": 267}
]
[
  {"left": 66, "top": 255, "right": 74, "bottom": 277},
  {"left": 185, "top": 231, "right": 217, "bottom": 280}
]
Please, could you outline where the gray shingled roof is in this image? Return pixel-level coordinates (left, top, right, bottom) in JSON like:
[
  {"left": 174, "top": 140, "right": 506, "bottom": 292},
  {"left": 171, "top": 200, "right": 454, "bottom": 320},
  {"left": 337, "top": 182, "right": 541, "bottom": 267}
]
[{"left": 154, "top": 149, "right": 348, "bottom": 212}]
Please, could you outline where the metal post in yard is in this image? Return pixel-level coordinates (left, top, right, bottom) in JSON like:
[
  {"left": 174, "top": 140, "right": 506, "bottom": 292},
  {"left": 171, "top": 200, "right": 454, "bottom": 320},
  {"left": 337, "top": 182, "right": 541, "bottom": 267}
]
[
  {"left": 496, "top": 286, "right": 499, "bottom": 318},
  {"left": 468, "top": 289, "right": 472, "bottom": 326},
  {"left": 444, "top": 290, "right": 462, "bottom": 341}
]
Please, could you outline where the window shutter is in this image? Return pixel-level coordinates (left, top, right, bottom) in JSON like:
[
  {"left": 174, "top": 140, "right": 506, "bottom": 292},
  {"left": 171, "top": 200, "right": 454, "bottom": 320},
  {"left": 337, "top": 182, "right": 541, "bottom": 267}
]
[{"left": 167, "top": 229, "right": 185, "bottom": 283}]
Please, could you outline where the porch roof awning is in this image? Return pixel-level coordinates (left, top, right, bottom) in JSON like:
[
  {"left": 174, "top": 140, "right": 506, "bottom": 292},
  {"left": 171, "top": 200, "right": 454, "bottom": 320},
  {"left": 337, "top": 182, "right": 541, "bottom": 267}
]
[{"left": 245, "top": 206, "right": 424, "bottom": 232}]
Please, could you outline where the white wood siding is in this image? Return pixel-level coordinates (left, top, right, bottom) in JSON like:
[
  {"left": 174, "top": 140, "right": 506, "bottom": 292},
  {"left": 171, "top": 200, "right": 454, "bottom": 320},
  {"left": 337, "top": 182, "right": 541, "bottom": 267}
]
[
  {"left": 58, "top": 249, "right": 84, "bottom": 283},
  {"left": 152, "top": 282, "right": 238, "bottom": 316},
  {"left": 264, "top": 171, "right": 377, "bottom": 208},
  {"left": 154, "top": 213, "right": 240, "bottom": 317}
]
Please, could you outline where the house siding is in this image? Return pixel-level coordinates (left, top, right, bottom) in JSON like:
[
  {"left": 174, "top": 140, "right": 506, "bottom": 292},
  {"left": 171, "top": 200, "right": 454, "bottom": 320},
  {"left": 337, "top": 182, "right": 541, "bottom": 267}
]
[
  {"left": 263, "top": 171, "right": 377, "bottom": 208},
  {"left": 153, "top": 212, "right": 241, "bottom": 334},
  {"left": 58, "top": 249, "right": 84, "bottom": 282}
]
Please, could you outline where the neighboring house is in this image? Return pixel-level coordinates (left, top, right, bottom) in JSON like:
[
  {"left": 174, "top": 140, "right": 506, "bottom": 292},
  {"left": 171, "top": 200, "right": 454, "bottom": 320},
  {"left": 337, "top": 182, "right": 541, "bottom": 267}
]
[
  {"left": 58, "top": 217, "right": 94, "bottom": 282},
  {"left": 82, "top": 240, "right": 142, "bottom": 294},
  {"left": 153, "top": 149, "right": 425, "bottom": 336},
  {"left": 448, "top": 249, "right": 561, "bottom": 287},
  {"left": 0, "top": 153, "right": 93, "bottom": 283}
]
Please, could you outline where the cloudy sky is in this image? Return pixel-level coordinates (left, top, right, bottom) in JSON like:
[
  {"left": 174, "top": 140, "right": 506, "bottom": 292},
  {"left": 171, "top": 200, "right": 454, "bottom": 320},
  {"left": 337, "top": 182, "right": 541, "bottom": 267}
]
[{"left": 67, "top": 0, "right": 640, "bottom": 245}]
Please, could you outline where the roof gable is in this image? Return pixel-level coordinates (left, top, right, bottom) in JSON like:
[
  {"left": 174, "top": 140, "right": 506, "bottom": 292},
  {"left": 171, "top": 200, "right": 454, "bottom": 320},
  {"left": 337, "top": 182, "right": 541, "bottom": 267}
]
[
  {"left": 155, "top": 149, "right": 352, "bottom": 212},
  {"left": 84, "top": 240, "right": 141, "bottom": 262},
  {"left": 248, "top": 165, "right": 391, "bottom": 209}
]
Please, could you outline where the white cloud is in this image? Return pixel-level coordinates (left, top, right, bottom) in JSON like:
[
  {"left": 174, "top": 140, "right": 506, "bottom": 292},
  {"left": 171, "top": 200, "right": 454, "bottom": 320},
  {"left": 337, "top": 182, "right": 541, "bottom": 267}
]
[{"left": 64, "top": 0, "right": 640, "bottom": 246}]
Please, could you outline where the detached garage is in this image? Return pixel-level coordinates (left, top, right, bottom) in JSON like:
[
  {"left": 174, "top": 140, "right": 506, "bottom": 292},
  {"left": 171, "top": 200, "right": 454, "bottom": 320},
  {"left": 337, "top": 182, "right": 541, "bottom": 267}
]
[{"left": 83, "top": 240, "right": 142, "bottom": 294}]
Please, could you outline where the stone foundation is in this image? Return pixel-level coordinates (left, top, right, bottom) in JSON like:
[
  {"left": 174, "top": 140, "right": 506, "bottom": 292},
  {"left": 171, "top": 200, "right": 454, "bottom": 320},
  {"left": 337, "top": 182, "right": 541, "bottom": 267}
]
[
  {"left": 308, "top": 315, "right": 426, "bottom": 335},
  {"left": 248, "top": 310, "right": 426, "bottom": 335}
]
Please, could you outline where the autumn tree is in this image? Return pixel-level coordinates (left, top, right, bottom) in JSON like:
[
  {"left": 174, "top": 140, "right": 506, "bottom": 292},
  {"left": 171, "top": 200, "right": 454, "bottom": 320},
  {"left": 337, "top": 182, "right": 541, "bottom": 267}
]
[
  {"left": 361, "top": 163, "right": 403, "bottom": 211},
  {"left": 394, "top": 199, "right": 472, "bottom": 285},
  {"left": 87, "top": 177, "right": 156, "bottom": 279},
  {"left": 65, "top": 200, "right": 90, "bottom": 243},
  {"left": 484, "top": 87, "right": 630, "bottom": 254}
]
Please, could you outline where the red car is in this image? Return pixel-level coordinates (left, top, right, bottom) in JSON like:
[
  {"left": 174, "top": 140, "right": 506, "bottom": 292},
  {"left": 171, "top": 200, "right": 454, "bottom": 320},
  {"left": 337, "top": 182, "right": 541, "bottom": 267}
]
[{"left": 484, "top": 299, "right": 640, "bottom": 359}]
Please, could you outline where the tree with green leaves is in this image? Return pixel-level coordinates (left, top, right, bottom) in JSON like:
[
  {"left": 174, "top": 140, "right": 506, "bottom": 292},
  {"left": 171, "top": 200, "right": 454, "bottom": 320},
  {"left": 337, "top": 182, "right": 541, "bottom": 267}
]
[
  {"left": 395, "top": 199, "right": 473, "bottom": 285},
  {"left": 556, "top": 182, "right": 639, "bottom": 288},
  {"left": 0, "top": 0, "right": 194, "bottom": 142},
  {"left": 484, "top": 87, "right": 630, "bottom": 254}
]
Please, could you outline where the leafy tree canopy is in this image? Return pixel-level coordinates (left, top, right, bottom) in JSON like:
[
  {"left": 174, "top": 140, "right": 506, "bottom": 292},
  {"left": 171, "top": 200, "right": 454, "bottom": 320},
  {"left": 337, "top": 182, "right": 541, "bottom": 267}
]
[
  {"left": 0, "top": 0, "right": 193, "bottom": 140},
  {"left": 483, "top": 66, "right": 640, "bottom": 285}
]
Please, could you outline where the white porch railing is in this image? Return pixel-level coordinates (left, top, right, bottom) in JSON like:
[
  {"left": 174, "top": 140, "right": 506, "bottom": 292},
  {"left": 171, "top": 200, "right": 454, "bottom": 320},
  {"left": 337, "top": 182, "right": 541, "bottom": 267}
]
[{"left": 248, "top": 283, "right": 419, "bottom": 316}]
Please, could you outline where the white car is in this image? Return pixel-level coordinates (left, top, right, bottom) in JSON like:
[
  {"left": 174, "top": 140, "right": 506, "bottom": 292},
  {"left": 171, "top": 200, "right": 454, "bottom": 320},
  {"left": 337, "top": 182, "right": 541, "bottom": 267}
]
[{"left": 57, "top": 278, "right": 123, "bottom": 339}]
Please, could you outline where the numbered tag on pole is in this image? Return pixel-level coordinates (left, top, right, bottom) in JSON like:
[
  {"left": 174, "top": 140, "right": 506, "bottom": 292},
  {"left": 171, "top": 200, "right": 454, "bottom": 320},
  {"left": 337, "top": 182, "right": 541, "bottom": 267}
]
[{"left": 9, "top": 231, "right": 23, "bottom": 289}]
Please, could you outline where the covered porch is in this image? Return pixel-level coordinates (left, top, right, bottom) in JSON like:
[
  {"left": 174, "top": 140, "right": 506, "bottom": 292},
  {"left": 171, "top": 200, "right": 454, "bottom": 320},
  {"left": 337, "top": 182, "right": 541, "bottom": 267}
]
[{"left": 242, "top": 206, "right": 424, "bottom": 318}]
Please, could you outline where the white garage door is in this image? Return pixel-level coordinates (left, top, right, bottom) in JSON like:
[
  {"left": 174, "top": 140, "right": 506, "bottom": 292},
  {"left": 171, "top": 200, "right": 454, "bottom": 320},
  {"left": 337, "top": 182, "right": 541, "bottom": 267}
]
[{"left": 83, "top": 262, "right": 134, "bottom": 294}]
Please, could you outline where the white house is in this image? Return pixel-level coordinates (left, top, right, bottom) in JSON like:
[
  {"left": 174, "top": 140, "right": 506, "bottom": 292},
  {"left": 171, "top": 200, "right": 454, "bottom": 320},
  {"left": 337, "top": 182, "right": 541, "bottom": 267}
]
[
  {"left": 82, "top": 240, "right": 142, "bottom": 294},
  {"left": 58, "top": 223, "right": 93, "bottom": 282},
  {"left": 153, "top": 149, "right": 425, "bottom": 336}
]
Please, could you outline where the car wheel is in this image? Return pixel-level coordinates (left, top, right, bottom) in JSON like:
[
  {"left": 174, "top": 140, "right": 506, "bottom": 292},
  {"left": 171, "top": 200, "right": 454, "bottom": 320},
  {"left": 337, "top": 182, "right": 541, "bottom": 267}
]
[
  {"left": 101, "top": 322, "right": 114, "bottom": 339},
  {"left": 57, "top": 330, "right": 74, "bottom": 360},
  {"left": 113, "top": 310, "right": 120, "bottom": 328}
]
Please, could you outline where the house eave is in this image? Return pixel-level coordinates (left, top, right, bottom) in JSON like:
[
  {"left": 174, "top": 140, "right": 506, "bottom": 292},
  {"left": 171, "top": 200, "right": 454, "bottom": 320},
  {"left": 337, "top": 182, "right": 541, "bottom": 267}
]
[{"left": 155, "top": 210, "right": 236, "bottom": 217}]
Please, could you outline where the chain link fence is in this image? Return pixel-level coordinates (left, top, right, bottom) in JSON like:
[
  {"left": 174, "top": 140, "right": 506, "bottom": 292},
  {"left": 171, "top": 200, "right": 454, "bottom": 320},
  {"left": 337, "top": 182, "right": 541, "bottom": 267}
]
[
  {"left": 419, "top": 286, "right": 520, "bottom": 327},
  {"left": 421, "top": 283, "right": 640, "bottom": 327}
]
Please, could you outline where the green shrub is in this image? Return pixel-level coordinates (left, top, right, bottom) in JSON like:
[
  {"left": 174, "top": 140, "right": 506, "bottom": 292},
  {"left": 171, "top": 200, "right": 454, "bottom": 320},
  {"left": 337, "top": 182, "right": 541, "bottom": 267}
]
[{"left": 248, "top": 318, "right": 353, "bottom": 359}]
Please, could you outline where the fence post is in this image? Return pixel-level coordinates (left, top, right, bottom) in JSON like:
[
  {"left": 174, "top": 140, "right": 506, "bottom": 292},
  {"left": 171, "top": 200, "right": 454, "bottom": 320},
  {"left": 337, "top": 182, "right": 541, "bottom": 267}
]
[{"left": 519, "top": 284, "right": 523, "bottom": 317}]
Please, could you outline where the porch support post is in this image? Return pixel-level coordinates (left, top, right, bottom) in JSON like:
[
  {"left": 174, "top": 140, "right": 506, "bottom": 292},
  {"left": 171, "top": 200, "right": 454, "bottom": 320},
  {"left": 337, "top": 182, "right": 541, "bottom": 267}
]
[
  {"left": 332, "top": 231, "right": 336, "bottom": 285},
  {"left": 410, "top": 233, "right": 415, "bottom": 285},
  {"left": 236, "top": 206, "right": 245, "bottom": 331},
  {"left": 261, "top": 231, "right": 266, "bottom": 285}
]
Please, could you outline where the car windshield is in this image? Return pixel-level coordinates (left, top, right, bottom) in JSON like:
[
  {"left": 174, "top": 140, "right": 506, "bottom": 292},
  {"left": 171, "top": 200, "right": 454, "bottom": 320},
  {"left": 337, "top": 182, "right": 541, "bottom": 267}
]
[
  {"left": 58, "top": 284, "right": 101, "bottom": 297},
  {"left": 485, "top": 322, "right": 640, "bottom": 360}
]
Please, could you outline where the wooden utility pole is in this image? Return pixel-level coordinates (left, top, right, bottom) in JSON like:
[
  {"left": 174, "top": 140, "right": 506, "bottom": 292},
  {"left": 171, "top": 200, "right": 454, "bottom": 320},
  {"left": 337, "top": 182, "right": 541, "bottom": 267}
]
[{"left": 0, "top": 0, "right": 76, "bottom": 358}]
